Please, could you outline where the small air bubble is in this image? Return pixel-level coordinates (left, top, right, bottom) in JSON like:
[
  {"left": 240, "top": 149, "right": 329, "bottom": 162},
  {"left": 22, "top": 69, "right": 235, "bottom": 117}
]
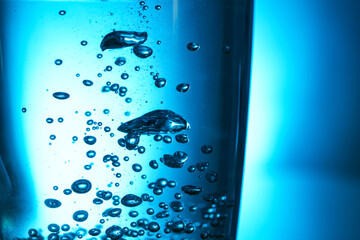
[
  {"left": 187, "top": 42, "right": 200, "bottom": 51},
  {"left": 54, "top": 59, "right": 63, "bottom": 65}
]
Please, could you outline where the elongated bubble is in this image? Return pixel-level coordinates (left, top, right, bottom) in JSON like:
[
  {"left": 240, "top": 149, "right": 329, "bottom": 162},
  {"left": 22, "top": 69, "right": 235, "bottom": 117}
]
[
  {"left": 121, "top": 194, "right": 142, "bottom": 207},
  {"left": 53, "top": 92, "right": 70, "bottom": 100},
  {"left": 181, "top": 185, "right": 203, "bottom": 195},
  {"left": 118, "top": 110, "right": 190, "bottom": 134},
  {"left": 105, "top": 225, "right": 123, "bottom": 239},
  {"left": 133, "top": 45, "right": 153, "bottom": 59},
  {"left": 83, "top": 136, "right": 97, "bottom": 145},
  {"left": 44, "top": 198, "right": 62, "bottom": 208},
  {"left": 100, "top": 31, "right": 148, "bottom": 51}
]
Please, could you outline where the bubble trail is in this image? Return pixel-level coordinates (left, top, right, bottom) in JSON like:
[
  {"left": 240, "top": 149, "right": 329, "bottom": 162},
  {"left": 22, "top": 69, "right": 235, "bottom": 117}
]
[
  {"left": 118, "top": 110, "right": 190, "bottom": 134},
  {"left": 52, "top": 92, "right": 70, "bottom": 100},
  {"left": 100, "top": 31, "right": 148, "bottom": 51}
]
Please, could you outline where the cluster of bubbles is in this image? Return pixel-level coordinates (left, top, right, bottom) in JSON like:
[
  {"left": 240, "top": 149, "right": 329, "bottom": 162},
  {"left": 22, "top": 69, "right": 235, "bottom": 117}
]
[{"left": 16, "top": 3, "right": 237, "bottom": 240}]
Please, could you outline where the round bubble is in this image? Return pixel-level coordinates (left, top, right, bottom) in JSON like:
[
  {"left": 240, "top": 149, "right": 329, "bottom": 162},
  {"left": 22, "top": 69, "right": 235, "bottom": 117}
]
[
  {"left": 176, "top": 83, "right": 190, "bottom": 93},
  {"left": 28, "top": 229, "right": 38, "bottom": 237},
  {"left": 22, "top": 107, "right": 27, "bottom": 113},
  {"left": 132, "top": 164, "right": 142, "bottom": 172},
  {"left": 71, "top": 179, "right": 92, "bottom": 194},
  {"left": 59, "top": 10, "right": 66, "bottom": 15},
  {"left": 121, "top": 73, "right": 129, "bottom": 80},
  {"left": 48, "top": 223, "right": 60, "bottom": 233},
  {"left": 148, "top": 222, "right": 160, "bottom": 232},
  {"left": 86, "top": 150, "right": 96, "bottom": 158},
  {"left": 72, "top": 210, "right": 89, "bottom": 222},
  {"left": 61, "top": 224, "right": 70, "bottom": 231},
  {"left": 115, "top": 57, "right": 126, "bottom": 66},
  {"left": 81, "top": 40, "right": 88, "bottom": 46},
  {"left": 46, "top": 118, "right": 54, "bottom": 124},
  {"left": 155, "top": 78, "right": 166, "bottom": 88},
  {"left": 201, "top": 144, "right": 213, "bottom": 154},
  {"left": 187, "top": 42, "right": 200, "bottom": 51},
  {"left": 54, "top": 59, "right": 63, "bottom": 65},
  {"left": 106, "top": 225, "right": 123, "bottom": 239},
  {"left": 83, "top": 136, "right": 97, "bottom": 145}
]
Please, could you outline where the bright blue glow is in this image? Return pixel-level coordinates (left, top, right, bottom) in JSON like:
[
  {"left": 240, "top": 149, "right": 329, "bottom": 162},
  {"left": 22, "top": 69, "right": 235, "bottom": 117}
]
[{"left": 239, "top": 0, "right": 360, "bottom": 239}]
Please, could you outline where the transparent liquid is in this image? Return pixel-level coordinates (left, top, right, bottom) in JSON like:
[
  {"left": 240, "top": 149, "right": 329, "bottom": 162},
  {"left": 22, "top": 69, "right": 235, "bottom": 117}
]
[{"left": 0, "top": 1, "right": 251, "bottom": 239}]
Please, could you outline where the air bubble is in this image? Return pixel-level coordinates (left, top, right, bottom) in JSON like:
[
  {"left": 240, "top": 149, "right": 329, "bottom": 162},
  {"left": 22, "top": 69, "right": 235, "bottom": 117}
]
[
  {"left": 115, "top": 57, "right": 126, "bottom": 66},
  {"left": 59, "top": 10, "right": 66, "bottom": 15},
  {"left": 161, "top": 151, "right": 188, "bottom": 168},
  {"left": 206, "top": 171, "right": 218, "bottom": 183},
  {"left": 118, "top": 110, "right": 190, "bottom": 134},
  {"left": 53, "top": 92, "right": 70, "bottom": 100},
  {"left": 132, "top": 163, "right": 142, "bottom": 172},
  {"left": 105, "top": 225, "right": 123, "bottom": 239},
  {"left": 163, "top": 135, "right": 172, "bottom": 143},
  {"left": 175, "top": 134, "right": 189, "bottom": 143},
  {"left": 155, "top": 78, "right": 166, "bottom": 88},
  {"left": 44, "top": 198, "right": 62, "bottom": 208},
  {"left": 181, "top": 185, "right": 203, "bottom": 195},
  {"left": 83, "top": 80, "right": 93, "bottom": 86},
  {"left": 133, "top": 45, "right": 153, "bottom": 59},
  {"left": 86, "top": 150, "right": 96, "bottom": 158},
  {"left": 201, "top": 144, "right": 213, "bottom": 154},
  {"left": 46, "top": 118, "right": 54, "bottom": 124},
  {"left": 83, "top": 136, "right": 97, "bottom": 145},
  {"left": 187, "top": 42, "right": 200, "bottom": 51},
  {"left": 121, "top": 194, "right": 143, "bottom": 207},
  {"left": 54, "top": 59, "right": 63, "bottom": 65},
  {"left": 155, "top": 5, "right": 161, "bottom": 10},
  {"left": 149, "top": 160, "right": 159, "bottom": 169},
  {"left": 73, "top": 210, "right": 89, "bottom": 222},
  {"left": 71, "top": 179, "right": 92, "bottom": 194},
  {"left": 121, "top": 73, "right": 129, "bottom": 80},
  {"left": 100, "top": 31, "right": 148, "bottom": 51},
  {"left": 81, "top": 40, "right": 88, "bottom": 46},
  {"left": 176, "top": 83, "right": 190, "bottom": 93}
]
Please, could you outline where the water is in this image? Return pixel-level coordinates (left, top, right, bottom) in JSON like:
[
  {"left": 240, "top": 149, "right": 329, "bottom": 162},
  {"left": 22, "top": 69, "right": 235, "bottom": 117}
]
[{"left": 0, "top": 0, "right": 252, "bottom": 239}]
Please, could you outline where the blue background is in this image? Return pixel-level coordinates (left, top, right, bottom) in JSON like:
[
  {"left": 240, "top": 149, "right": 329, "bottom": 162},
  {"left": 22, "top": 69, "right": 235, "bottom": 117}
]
[{"left": 239, "top": 0, "right": 360, "bottom": 239}]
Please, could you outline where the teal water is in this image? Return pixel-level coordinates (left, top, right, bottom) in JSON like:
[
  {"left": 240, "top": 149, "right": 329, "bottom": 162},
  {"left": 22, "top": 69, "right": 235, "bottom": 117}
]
[{"left": 0, "top": 1, "right": 252, "bottom": 239}]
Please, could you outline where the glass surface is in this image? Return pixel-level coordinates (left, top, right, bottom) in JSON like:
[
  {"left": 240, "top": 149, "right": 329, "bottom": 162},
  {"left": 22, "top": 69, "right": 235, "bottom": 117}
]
[{"left": 0, "top": 0, "right": 253, "bottom": 239}]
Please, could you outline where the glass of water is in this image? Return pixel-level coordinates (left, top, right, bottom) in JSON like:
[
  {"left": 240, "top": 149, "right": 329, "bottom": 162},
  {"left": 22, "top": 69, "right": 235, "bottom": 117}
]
[{"left": 0, "top": 0, "right": 253, "bottom": 239}]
